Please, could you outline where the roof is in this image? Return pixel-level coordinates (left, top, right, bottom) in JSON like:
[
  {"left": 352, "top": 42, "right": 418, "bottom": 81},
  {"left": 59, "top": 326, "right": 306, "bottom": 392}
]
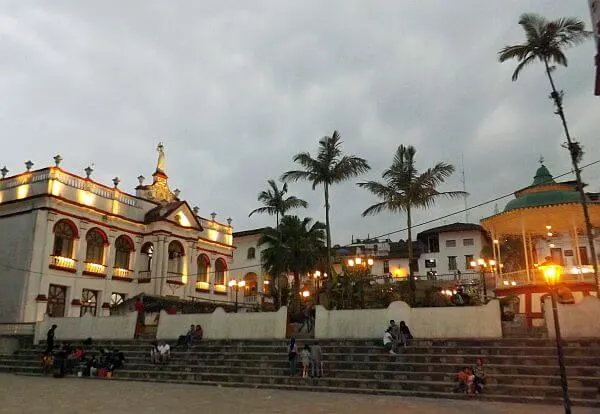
[
  {"left": 144, "top": 201, "right": 203, "bottom": 229},
  {"left": 531, "top": 164, "right": 555, "bottom": 186},
  {"left": 504, "top": 190, "right": 581, "bottom": 212},
  {"left": 416, "top": 223, "right": 483, "bottom": 239},
  {"left": 232, "top": 228, "right": 268, "bottom": 238}
]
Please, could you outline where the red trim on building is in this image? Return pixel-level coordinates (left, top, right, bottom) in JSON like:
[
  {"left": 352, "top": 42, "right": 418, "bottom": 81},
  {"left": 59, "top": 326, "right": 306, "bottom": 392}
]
[
  {"left": 53, "top": 218, "right": 80, "bottom": 239},
  {"left": 112, "top": 276, "right": 134, "bottom": 283},
  {"left": 71, "top": 299, "right": 81, "bottom": 306},
  {"left": 35, "top": 294, "right": 48, "bottom": 302},
  {"left": 138, "top": 278, "right": 151, "bottom": 284},
  {"left": 49, "top": 265, "right": 77, "bottom": 273},
  {"left": 82, "top": 271, "right": 107, "bottom": 278}
]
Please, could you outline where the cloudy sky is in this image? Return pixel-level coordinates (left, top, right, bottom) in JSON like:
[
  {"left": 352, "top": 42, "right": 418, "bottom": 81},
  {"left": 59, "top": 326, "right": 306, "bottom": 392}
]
[{"left": 1, "top": 0, "right": 598, "bottom": 245}]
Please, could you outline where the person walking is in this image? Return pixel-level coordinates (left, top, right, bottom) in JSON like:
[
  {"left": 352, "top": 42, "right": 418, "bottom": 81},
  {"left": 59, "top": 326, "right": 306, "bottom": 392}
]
[
  {"left": 310, "top": 341, "right": 323, "bottom": 378},
  {"left": 46, "top": 324, "right": 57, "bottom": 354},
  {"left": 288, "top": 337, "right": 298, "bottom": 376}
]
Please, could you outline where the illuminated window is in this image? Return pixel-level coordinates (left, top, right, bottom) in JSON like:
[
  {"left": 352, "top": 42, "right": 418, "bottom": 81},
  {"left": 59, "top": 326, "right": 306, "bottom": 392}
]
[
  {"left": 85, "top": 229, "right": 106, "bottom": 264},
  {"left": 114, "top": 236, "right": 133, "bottom": 269},
  {"left": 197, "top": 254, "right": 210, "bottom": 283},
  {"left": 110, "top": 292, "right": 126, "bottom": 307},
  {"left": 424, "top": 259, "right": 436, "bottom": 268},
  {"left": 215, "top": 258, "right": 227, "bottom": 285},
  {"left": 53, "top": 220, "right": 76, "bottom": 258},
  {"left": 465, "top": 255, "right": 474, "bottom": 269}
]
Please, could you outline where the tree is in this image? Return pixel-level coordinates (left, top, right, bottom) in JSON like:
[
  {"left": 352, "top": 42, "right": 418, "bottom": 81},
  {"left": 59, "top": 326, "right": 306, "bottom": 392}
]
[
  {"left": 248, "top": 179, "right": 308, "bottom": 228},
  {"left": 498, "top": 13, "right": 598, "bottom": 295},
  {"left": 258, "top": 216, "right": 326, "bottom": 312},
  {"left": 282, "top": 131, "right": 370, "bottom": 278},
  {"left": 358, "top": 145, "right": 465, "bottom": 303}
]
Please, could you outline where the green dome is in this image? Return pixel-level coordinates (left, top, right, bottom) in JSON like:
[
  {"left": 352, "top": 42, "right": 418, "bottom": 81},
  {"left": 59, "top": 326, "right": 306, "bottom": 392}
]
[
  {"left": 504, "top": 190, "right": 580, "bottom": 212},
  {"left": 532, "top": 165, "right": 555, "bottom": 186}
]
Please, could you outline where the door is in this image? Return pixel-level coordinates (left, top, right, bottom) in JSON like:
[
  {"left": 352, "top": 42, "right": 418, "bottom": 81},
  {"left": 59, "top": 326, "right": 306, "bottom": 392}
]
[
  {"left": 579, "top": 247, "right": 590, "bottom": 266},
  {"left": 47, "top": 285, "right": 66, "bottom": 317},
  {"left": 80, "top": 289, "right": 98, "bottom": 316},
  {"left": 550, "top": 248, "right": 564, "bottom": 266}
]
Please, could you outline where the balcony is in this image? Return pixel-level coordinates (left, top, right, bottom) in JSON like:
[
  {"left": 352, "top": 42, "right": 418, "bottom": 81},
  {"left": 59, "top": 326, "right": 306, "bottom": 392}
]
[
  {"left": 166, "top": 272, "right": 185, "bottom": 285},
  {"left": 244, "top": 295, "right": 259, "bottom": 304},
  {"left": 138, "top": 270, "right": 151, "bottom": 284},
  {"left": 83, "top": 262, "right": 107, "bottom": 277},
  {"left": 49, "top": 255, "right": 76, "bottom": 273},
  {"left": 214, "top": 284, "right": 227, "bottom": 295},
  {"left": 112, "top": 268, "right": 133, "bottom": 282},
  {"left": 195, "top": 281, "right": 210, "bottom": 292}
]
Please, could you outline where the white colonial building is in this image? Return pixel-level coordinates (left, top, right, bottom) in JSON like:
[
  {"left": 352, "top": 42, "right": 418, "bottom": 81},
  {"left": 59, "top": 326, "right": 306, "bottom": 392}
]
[
  {"left": 0, "top": 145, "right": 234, "bottom": 322},
  {"left": 231, "top": 228, "right": 272, "bottom": 307}
]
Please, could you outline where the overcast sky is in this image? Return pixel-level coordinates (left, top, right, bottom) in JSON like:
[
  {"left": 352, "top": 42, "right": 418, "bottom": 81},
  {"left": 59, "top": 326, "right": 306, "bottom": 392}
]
[{"left": 1, "top": 0, "right": 598, "bottom": 245}]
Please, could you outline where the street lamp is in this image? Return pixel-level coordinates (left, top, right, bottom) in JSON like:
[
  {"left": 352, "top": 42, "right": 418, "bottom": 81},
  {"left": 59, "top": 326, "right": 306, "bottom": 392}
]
[
  {"left": 313, "top": 271, "right": 321, "bottom": 305},
  {"left": 470, "top": 258, "right": 496, "bottom": 303},
  {"left": 539, "top": 262, "right": 571, "bottom": 414},
  {"left": 228, "top": 280, "right": 246, "bottom": 313},
  {"left": 302, "top": 290, "right": 310, "bottom": 298}
]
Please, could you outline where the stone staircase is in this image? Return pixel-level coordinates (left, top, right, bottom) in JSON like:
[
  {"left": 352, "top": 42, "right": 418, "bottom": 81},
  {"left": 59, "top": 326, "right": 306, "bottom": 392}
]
[{"left": 0, "top": 338, "right": 599, "bottom": 407}]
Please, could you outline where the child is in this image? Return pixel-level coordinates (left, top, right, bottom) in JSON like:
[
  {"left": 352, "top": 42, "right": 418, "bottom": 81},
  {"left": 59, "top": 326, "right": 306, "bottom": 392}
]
[
  {"left": 473, "top": 359, "right": 486, "bottom": 394},
  {"left": 456, "top": 366, "right": 474, "bottom": 394},
  {"left": 301, "top": 345, "right": 311, "bottom": 378}
]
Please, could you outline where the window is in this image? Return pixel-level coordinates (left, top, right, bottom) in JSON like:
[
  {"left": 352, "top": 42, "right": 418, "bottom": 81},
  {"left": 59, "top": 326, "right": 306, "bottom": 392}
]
[
  {"left": 215, "top": 258, "right": 227, "bottom": 285},
  {"left": 167, "top": 241, "right": 185, "bottom": 274},
  {"left": 114, "top": 236, "right": 133, "bottom": 269},
  {"left": 448, "top": 256, "right": 457, "bottom": 271},
  {"left": 53, "top": 220, "right": 76, "bottom": 258},
  {"left": 445, "top": 239, "right": 456, "bottom": 248},
  {"left": 110, "top": 292, "right": 126, "bottom": 307},
  {"left": 46, "top": 285, "right": 66, "bottom": 317},
  {"left": 424, "top": 259, "right": 436, "bottom": 268},
  {"left": 80, "top": 289, "right": 98, "bottom": 317},
  {"left": 427, "top": 236, "right": 439, "bottom": 253},
  {"left": 383, "top": 260, "right": 390, "bottom": 274},
  {"left": 463, "top": 238, "right": 474, "bottom": 247},
  {"left": 247, "top": 247, "right": 256, "bottom": 260},
  {"left": 465, "top": 255, "right": 474, "bottom": 269},
  {"left": 85, "top": 229, "right": 106, "bottom": 264},
  {"left": 141, "top": 243, "right": 154, "bottom": 271},
  {"left": 197, "top": 255, "right": 210, "bottom": 283}
]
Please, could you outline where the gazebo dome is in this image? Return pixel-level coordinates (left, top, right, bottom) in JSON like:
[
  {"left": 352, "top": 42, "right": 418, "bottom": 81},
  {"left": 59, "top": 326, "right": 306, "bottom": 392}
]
[
  {"left": 504, "top": 190, "right": 581, "bottom": 211},
  {"left": 531, "top": 164, "right": 555, "bottom": 186}
]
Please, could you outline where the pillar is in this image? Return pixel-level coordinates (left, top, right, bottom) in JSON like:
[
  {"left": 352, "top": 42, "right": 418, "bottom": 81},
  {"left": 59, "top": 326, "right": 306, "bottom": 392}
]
[
  {"left": 161, "top": 238, "right": 170, "bottom": 296},
  {"left": 132, "top": 237, "right": 143, "bottom": 294},
  {"left": 572, "top": 224, "right": 583, "bottom": 281},
  {"left": 521, "top": 220, "right": 530, "bottom": 282},
  {"left": 153, "top": 236, "right": 165, "bottom": 296},
  {"left": 35, "top": 213, "right": 56, "bottom": 320},
  {"left": 102, "top": 232, "right": 116, "bottom": 316}
]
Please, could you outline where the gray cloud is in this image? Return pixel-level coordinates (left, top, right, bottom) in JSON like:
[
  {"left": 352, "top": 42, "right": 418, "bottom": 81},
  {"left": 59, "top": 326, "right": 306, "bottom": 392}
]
[{"left": 0, "top": 0, "right": 598, "bottom": 245}]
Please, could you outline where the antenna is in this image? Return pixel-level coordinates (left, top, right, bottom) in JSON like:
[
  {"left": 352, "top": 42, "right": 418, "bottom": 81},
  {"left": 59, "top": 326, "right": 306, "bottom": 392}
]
[{"left": 460, "top": 154, "right": 468, "bottom": 222}]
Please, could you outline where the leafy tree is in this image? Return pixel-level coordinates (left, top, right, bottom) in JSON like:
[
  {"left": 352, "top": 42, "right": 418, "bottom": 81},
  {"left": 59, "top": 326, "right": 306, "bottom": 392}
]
[
  {"left": 282, "top": 131, "right": 370, "bottom": 278},
  {"left": 498, "top": 13, "right": 598, "bottom": 293},
  {"left": 248, "top": 179, "right": 308, "bottom": 228},
  {"left": 358, "top": 145, "right": 465, "bottom": 303}
]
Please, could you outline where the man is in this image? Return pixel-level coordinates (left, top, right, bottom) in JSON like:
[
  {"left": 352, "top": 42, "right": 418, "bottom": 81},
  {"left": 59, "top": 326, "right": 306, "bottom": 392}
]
[
  {"left": 388, "top": 320, "right": 402, "bottom": 350},
  {"left": 46, "top": 324, "right": 57, "bottom": 354},
  {"left": 310, "top": 341, "right": 323, "bottom": 378},
  {"left": 157, "top": 341, "right": 170, "bottom": 364}
]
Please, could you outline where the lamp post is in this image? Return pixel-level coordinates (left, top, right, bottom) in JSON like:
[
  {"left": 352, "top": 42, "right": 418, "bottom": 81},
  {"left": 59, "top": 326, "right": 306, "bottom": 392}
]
[
  {"left": 470, "top": 258, "right": 496, "bottom": 303},
  {"left": 228, "top": 280, "right": 246, "bottom": 313},
  {"left": 540, "top": 262, "right": 571, "bottom": 414},
  {"left": 313, "top": 271, "right": 321, "bottom": 305}
]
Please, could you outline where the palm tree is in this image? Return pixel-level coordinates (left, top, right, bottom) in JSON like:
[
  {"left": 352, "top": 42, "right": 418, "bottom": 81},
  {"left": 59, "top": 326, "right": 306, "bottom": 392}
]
[
  {"left": 358, "top": 145, "right": 466, "bottom": 303},
  {"left": 258, "top": 216, "right": 326, "bottom": 312},
  {"left": 248, "top": 179, "right": 308, "bottom": 228},
  {"left": 282, "top": 131, "right": 370, "bottom": 277},
  {"left": 498, "top": 13, "right": 598, "bottom": 294}
]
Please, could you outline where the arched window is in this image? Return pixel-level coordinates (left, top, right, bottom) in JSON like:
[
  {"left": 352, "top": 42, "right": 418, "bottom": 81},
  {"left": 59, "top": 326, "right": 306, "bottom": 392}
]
[
  {"left": 197, "top": 254, "right": 210, "bottom": 284},
  {"left": 85, "top": 229, "right": 106, "bottom": 264},
  {"left": 53, "top": 220, "right": 77, "bottom": 258},
  {"left": 263, "top": 275, "right": 272, "bottom": 295},
  {"left": 80, "top": 289, "right": 98, "bottom": 317},
  {"left": 247, "top": 247, "right": 256, "bottom": 260},
  {"left": 168, "top": 241, "right": 185, "bottom": 274},
  {"left": 243, "top": 272, "right": 258, "bottom": 295},
  {"left": 114, "top": 235, "right": 134, "bottom": 270},
  {"left": 215, "top": 258, "right": 227, "bottom": 285}
]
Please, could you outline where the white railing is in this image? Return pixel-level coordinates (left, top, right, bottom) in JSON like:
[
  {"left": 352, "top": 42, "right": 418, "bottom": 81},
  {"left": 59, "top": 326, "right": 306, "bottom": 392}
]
[
  {"left": 84, "top": 262, "right": 106, "bottom": 275},
  {"left": 0, "top": 323, "right": 35, "bottom": 336},
  {"left": 138, "top": 270, "right": 151, "bottom": 283},
  {"left": 113, "top": 268, "right": 132, "bottom": 278},
  {"left": 195, "top": 281, "right": 210, "bottom": 291},
  {"left": 244, "top": 295, "right": 259, "bottom": 304},
  {"left": 166, "top": 272, "right": 184, "bottom": 284},
  {"left": 49, "top": 255, "right": 76, "bottom": 270}
]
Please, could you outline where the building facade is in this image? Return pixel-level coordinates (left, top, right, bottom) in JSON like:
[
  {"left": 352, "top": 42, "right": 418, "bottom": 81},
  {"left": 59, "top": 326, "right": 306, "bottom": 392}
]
[
  {"left": 0, "top": 145, "right": 234, "bottom": 322},
  {"left": 231, "top": 228, "right": 272, "bottom": 307}
]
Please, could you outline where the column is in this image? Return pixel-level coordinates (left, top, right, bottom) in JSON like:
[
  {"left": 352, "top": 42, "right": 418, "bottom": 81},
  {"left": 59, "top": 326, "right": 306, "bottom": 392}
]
[
  {"left": 186, "top": 242, "right": 196, "bottom": 299},
  {"left": 132, "top": 237, "right": 143, "bottom": 294},
  {"left": 209, "top": 255, "right": 215, "bottom": 295},
  {"left": 527, "top": 234, "right": 535, "bottom": 281},
  {"left": 71, "top": 221, "right": 88, "bottom": 316},
  {"left": 572, "top": 224, "right": 583, "bottom": 281},
  {"left": 153, "top": 236, "right": 165, "bottom": 296},
  {"left": 35, "top": 213, "right": 56, "bottom": 320},
  {"left": 161, "top": 238, "right": 170, "bottom": 296},
  {"left": 521, "top": 220, "right": 530, "bottom": 282},
  {"left": 102, "top": 233, "right": 116, "bottom": 316}
]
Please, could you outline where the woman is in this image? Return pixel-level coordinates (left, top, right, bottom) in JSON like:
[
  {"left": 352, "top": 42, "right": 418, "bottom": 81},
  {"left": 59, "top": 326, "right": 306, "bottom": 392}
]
[
  {"left": 288, "top": 337, "right": 298, "bottom": 376},
  {"left": 398, "top": 321, "right": 413, "bottom": 347},
  {"left": 473, "top": 359, "right": 486, "bottom": 393}
]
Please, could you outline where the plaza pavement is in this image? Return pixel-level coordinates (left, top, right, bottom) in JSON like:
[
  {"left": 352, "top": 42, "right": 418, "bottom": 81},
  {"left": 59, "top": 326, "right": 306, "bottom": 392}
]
[{"left": 0, "top": 374, "right": 595, "bottom": 414}]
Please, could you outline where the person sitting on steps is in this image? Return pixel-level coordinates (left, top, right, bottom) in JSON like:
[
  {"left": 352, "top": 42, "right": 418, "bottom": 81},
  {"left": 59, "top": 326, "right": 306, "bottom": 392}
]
[{"left": 383, "top": 328, "right": 396, "bottom": 355}]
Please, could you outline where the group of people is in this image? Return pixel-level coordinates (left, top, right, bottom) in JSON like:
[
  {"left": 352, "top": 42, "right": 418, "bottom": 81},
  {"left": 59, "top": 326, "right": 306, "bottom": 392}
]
[
  {"left": 456, "top": 359, "right": 486, "bottom": 394},
  {"left": 150, "top": 341, "right": 171, "bottom": 364},
  {"left": 382, "top": 320, "right": 412, "bottom": 354},
  {"left": 176, "top": 324, "right": 203, "bottom": 348},
  {"left": 287, "top": 338, "right": 323, "bottom": 378}
]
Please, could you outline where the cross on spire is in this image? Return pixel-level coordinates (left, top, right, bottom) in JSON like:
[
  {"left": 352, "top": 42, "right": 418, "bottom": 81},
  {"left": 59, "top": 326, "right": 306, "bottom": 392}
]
[{"left": 538, "top": 155, "right": 545, "bottom": 165}]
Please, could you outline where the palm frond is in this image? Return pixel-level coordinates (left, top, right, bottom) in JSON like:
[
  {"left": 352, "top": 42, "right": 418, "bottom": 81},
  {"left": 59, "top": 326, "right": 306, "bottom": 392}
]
[
  {"left": 281, "top": 169, "right": 316, "bottom": 183},
  {"left": 281, "top": 196, "right": 309, "bottom": 213},
  {"left": 248, "top": 206, "right": 275, "bottom": 217},
  {"left": 330, "top": 155, "right": 371, "bottom": 183},
  {"left": 361, "top": 201, "right": 393, "bottom": 217},
  {"left": 510, "top": 53, "right": 537, "bottom": 81}
]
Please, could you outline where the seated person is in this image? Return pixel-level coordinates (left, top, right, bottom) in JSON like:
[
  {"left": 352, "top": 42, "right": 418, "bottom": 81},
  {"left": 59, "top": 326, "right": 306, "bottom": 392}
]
[
  {"left": 456, "top": 367, "right": 474, "bottom": 394},
  {"left": 157, "top": 341, "right": 171, "bottom": 364},
  {"left": 383, "top": 328, "right": 396, "bottom": 355},
  {"left": 473, "top": 359, "right": 485, "bottom": 393},
  {"left": 192, "top": 325, "right": 203, "bottom": 343},
  {"left": 150, "top": 342, "right": 160, "bottom": 364},
  {"left": 398, "top": 321, "right": 413, "bottom": 347},
  {"left": 176, "top": 325, "right": 195, "bottom": 347}
]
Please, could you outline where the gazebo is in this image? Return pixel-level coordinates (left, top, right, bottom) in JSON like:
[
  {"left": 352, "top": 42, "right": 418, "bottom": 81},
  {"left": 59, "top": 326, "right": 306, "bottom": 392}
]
[{"left": 480, "top": 162, "right": 600, "bottom": 328}]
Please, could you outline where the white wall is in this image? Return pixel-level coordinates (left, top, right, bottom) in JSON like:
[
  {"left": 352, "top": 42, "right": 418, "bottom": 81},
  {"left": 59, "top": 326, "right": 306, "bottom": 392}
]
[
  {"left": 544, "top": 295, "right": 600, "bottom": 339},
  {"left": 33, "top": 312, "right": 138, "bottom": 344},
  {"left": 232, "top": 232, "right": 268, "bottom": 296},
  {"left": 315, "top": 300, "right": 502, "bottom": 339},
  {"left": 156, "top": 306, "right": 288, "bottom": 340},
  {"left": 417, "top": 229, "right": 487, "bottom": 276}
]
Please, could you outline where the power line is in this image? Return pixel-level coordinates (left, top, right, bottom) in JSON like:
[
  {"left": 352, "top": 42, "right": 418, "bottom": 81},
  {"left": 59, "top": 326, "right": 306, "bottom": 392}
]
[{"left": 370, "top": 158, "right": 600, "bottom": 240}]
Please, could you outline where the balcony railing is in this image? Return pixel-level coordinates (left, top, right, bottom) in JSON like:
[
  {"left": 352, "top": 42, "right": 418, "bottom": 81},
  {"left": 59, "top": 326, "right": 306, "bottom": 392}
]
[
  {"left": 138, "top": 270, "right": 151, "bottom": 283},
  {"left": 244, "top": 295, "right": 259, "bottom": 304},
  {"left": 196, "top": 281, "right": 210, "bottom": 291},
  {"left": 84, "top": 262, "right": 106, "bottom": 276},
  {"left": 113, "top": 268, "right": 133, "bottom": 280},
  {"left": 214, "top": 284, "right": 227, "bottom": 294},
  {"left": 49, "top": 255, "right": 76, "bottom": 272},
  {"left": 166, "top": 272, "right": 184, "bottom": 285}
]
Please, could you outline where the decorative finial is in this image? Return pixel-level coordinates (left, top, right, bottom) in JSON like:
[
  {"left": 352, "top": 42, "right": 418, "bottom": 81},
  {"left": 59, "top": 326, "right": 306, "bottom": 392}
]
[
  {"left": 112, "top": 177, "right": 120, "bottom": 187},
  {"left": 192, "top": 206, "right": 199, "bottom": 215},
  {"left": 227, "top": 217, "right": 232, "bottom": 226},
  {"left": 25, "top": 160, "right": 34, "bottom": 172},
  {"left": 84, "top": 166, "right": 93, "bottom": 179},
  {"left": 0, "top": 166, "right": 8, "bottom": 179},
  {"left": 155, "top": 142, "right": 166, "bottom": 173},
  {"left": 538, "top": 155, "right": 545, "bottom": 165},
  {"left": 53, "top": 155, "right": 62, "bottom": 167},
  {"left": 173, "top": 188, "right": 180, "bottom": 198},
  {"left": 210, "top": 212, "right": 216, "bottom": 221},
  {"left": 137, "top": 175, "right": 145, "bottom": 186}
]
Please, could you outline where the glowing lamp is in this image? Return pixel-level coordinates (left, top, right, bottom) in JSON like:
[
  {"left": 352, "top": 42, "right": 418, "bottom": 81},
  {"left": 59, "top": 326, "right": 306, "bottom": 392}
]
[
  {"left": 347, "top": 259, "right": 355, "bottom": 267},
  {"left": 315, "top": 270, "right": 321, "bottom": 277},
  {"left": 238, "top": 280, "right": 246, "bottom": 288},
  {"left": 367, "top": 258, "right": 374, "bottom": 266},
  {"left": 355, "top": 257, "right": 362, "bottom": 265},
  {"left": 228, "top": 280, "right": 237, "bottom": 287},
  {"left": 477, "top": 258, "right": 485, "bottom": 266},
  {"left": 539, "top": 262, "right": 562, "bottom": 286},
  {"left": 470, "top": 260, "right": 477, "bottom": 268},
  {"left": 302, "top": 290, "right": 310, "bottom": 297},
  {"left": 263, "top": 280, "right": 270, "bottom": 285},
  {"left": 489, "top": 259, "right": 496, "bottom": 267}
]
